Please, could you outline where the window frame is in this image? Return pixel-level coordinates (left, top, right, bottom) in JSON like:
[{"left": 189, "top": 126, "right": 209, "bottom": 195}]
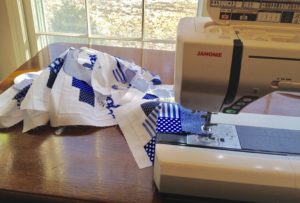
[{"left": 23, "top": 0, "right": 206, "bottom": 56}]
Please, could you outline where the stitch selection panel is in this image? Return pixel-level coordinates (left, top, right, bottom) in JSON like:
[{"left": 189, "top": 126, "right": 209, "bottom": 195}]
[{"left": 210, "top": 0, "right": 300, "bottom": 24}]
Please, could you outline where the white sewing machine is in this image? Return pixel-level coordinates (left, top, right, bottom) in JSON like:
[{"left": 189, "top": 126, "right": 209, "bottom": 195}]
[{"left": 154, "top": 0, "right": 300, "bottom": 202}]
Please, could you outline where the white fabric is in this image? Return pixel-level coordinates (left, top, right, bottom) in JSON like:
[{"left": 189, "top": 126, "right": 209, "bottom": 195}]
[
  {"left": 49, "top": 68, "right": 117, "bottom": 127},
  {"left": 0, "top": 47, "right": 165, "bottom": 169},
  {"left": 114, "top": 99, "right": 153, "bottom": 169},
  {"left": 91, "top": 51, "right": 123, "bottom": 96},
  {"left": 114, "top": 85, "right": 175, "bottom": 168},
  {"left": 62, "top": 48, "right": 94, "bottom": 85},
  {"left": 20, "top": 69, "right": 51, "bottom": 132},
  {"left": 1, "top": 46, "right": 209, "bottom": 171},
  {"left": 147, "top": 84, "right": 174, "bottom": 101},
  {"left": 13, "top": 71, "right": 41, "bottom": 90}
]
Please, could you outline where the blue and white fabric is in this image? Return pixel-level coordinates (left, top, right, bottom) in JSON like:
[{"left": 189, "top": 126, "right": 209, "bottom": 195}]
[
  {"left": 114, "top": 99, "right": 153, "bottom": 168},
  {"left": 0, "top": 72, "right": 40, "bottom": 128},
  {"left": 106, "top": 96, "right": 120, "bottom": 118},
  {"left": 144, "top": 136, "right": 156, "bottom": 163},
  {"left": 0, "top": 47, "right": 156, "bottom": 130},
  {"left": 142, "top": 102, "right": 182, "bottom": 136},
  {"left": 142, "top": 93, "right": 159, "bottom": 100},
  {"left": 82, "top": 54, "right": 97, "bottom": 70},
  {"left": 112, "top": 58, "right": 127, "bottom": 83},
  {"left": 0, "top": 87, "right": 24, "bottom": 128},
  {"left": 63, "top": 48, "right": 94, "bottom": 85},
  {"left": 0, "top": 46, "right": 202, "bottom": 170},
  {"left": 140, "top": 101, "right": 160, "bottom": 116},
  {"left": 139, "top": 101, "right": 207, "bottom": 164},
  {"left": 91, "top": 50, "right": 160, "bottom": 97},
  {"left": 47, "top": 57, "right": 65, "bottom": 89},
  {"left": 142, "top": 105, "right": 160, "bottom": 138},
  {"left": 181, "top": 106, "right": 206, "bottom": 135},
  {"left": 21, "top": 69, "right": 52, "bottom": 132},
  {"left": 49, "top": 64, "right": 117, "bottom": 127},
  {"left": 72, "top": 77, "right": 95, "bottom": 107},
  {"left": 46, "top": 47, "right": 71, "bottom": 89},
  {"left": 156, "top": 102, "right": 182, "bottom": 133},
  {"left": 20, "top": 48, "right": 72, "bottom": 132},
  {"left": 13, "top": 85, "right": 32, "bottom": 107}
]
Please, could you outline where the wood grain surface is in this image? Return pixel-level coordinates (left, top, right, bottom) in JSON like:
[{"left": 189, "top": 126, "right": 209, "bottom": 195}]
[{"left": 0, "top": 43, "right": 299, "bottom": 203}]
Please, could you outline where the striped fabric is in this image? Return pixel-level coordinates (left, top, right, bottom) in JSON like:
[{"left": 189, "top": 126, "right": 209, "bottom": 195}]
[
  {"left": 142, "top": 102, "right": 180, "bottom": 138},
  {"left": 142, "top": 102, "right": 182, "bottom": 163},
  {"left": 112, "top": 58, "right": 127, "bottom": 83},
  {"left": 156, "top": 102, "right": 182, "bottom": 133},
  {"left": 159, "top": 102, "right": 180, "bottom": 119},
  {"left": 142, "top": 105, "right": 160, "bottom": 137}
]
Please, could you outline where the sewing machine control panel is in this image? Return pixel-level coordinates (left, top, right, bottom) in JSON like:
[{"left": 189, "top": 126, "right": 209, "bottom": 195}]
[{"left": 209, "top": 0, "right": 300, "bottom": 24}]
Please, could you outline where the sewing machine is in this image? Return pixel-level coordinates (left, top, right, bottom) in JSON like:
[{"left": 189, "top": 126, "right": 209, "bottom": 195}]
[{"left": 154, "top": 0, "right": 300, "bottom": 202}]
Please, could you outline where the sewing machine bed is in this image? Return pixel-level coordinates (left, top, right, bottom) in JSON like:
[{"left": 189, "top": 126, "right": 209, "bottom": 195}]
[
  {"left": 157, "top": 125, "right": 300, "bottom": 156},
  {"left": 154, "top": 115, "right": 300, "bottom": 202},
  {"left": 237, "top": 126, "right": 300, "bottom": 155}
]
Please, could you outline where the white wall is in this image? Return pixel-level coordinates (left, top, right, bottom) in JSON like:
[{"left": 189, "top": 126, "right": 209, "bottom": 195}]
[
  {"left": 0, "top": 0, "right": 30, "bottom": 81},
  {"left": 0, "top": 0, "right": 18, "bottom": 80}
]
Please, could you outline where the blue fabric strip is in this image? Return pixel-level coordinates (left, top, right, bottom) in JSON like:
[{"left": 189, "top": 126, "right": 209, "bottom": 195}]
[
  {"left": 13, "top": 84, "right": 31, "bottom": 107},
  {"left": 116, "top": 58, "right": 126, "bottom": 83},
  {"left": 142, "top": 93, "right": 159, "bottom": 100},
  {"left": 72, "top": 77, "right": 95, "bottom": 107},
  {"left": 180, "top": 106, "right": 206, "bottom": 134},
  {"left": 158, "top": 102, "right": 180, "bottom": 119},
  {"left": 148, "top": 113, "right": 156, "bottom": 126},
  {"left": 145, "top": 119, "right": 156, "bottom": 135},
  {"left": 167, "top": 103, "right": 171, "bottom": 118},
  {"left": 112, "top": 70, "right": 119, "bottom": 82},
  {"left": 143, "top": 122, "right": 155, "bottom": 137},
  {"left": 115, "top": 69, "right": 123, "bottom": 82},
  {"left": 47, "top": 57, "right": 64, "bottom": 88}
]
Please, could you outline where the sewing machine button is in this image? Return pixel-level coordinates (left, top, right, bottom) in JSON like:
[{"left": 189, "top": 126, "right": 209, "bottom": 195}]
[
  {"left": 224, "top": 109, "right": 237, "bottom": 114},
  {"left": 232, "top": 106, "right": 241, "bottom": 110},
  {"left": 236, "top": 102, "right": 246, "bottom": 106},
  {"left": 242, "top": 98, "right": 253, "bottom": 103}
]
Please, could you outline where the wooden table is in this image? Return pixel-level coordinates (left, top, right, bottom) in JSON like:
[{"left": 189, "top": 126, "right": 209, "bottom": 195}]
[{"left": 0, "top": 43, "right": 299, "bottom": 203}]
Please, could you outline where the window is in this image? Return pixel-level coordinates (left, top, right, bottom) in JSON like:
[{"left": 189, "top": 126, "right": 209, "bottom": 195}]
[{"left": 27, "top": 0, "right": 205, "bottom": 51}]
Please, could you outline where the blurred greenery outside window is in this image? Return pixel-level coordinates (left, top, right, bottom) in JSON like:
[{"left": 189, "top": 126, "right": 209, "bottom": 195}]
[{"left": 31, "top": 0, "right": 205, "bottom": 51}]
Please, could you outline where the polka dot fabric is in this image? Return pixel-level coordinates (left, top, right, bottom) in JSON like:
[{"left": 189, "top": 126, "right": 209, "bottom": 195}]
[
  {"left": 142, "top": 102, "right": 181, "bottom": 138},
  {"left": 142, "top": 93, "right": 159, "bottom": 100},
  {"left": 156, "top": 117, "right": 182, "bottom": 133},
  {"left": 140, "top": 101, "right": 160, "bottom": 116},
  {"left": 144, "top": 136, "right": 156, "bottom": 163},
  {"left": 112, "top": 58, "right": 127, "bottom": 83},
  {"left": 72, "top": 77, "right": 95, "bottom": 107}
]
